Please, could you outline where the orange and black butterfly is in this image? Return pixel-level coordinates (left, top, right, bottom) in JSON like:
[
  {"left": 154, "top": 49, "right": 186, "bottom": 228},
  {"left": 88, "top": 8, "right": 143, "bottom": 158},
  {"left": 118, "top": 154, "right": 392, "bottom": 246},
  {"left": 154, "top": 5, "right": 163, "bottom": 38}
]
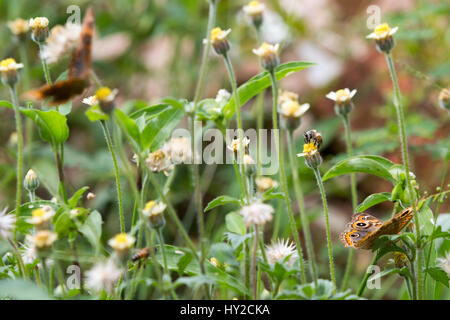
[{"left": 25, "top": 7, "right": 94, "bottom": 105}]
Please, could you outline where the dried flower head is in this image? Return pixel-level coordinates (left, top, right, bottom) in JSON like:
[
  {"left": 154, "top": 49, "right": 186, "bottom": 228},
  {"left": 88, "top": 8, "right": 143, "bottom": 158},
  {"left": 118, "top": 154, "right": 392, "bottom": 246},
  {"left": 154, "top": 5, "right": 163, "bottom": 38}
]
[
  {"left": 0, "top": 208, "right": 15, "bottom": 240},
  {"left": 146, "top": 149, "right": 173, "bottom": 175},
  {"left": 253, "top": 42, "right": 280, "bottom": 71},
  {"left": 210, "top": 27, "right": 231, "bottom": 55},
  {"left": 108, "top": 233, "right": 135, "bottom": 253},
  {"left": 240, "top": 201, "right": 274, "bottom": 227},
  {"left": 326, "top": 88, "right": 357, "bottom": 116},
  {"left": 85, "top": 259, "right": 122, "bottom": 294},
  {"left": 8, "top": 18, "right": 29, "bottom": 37},
  {"left": 243, "top": 1, "right": 265, "bottom": 28},
  {"left": 266, "top": 239, "right": 298, "bottom": 266},
  {"left": 142, "top": 200, "right": 167, "bottom": 229},
  {"left": 29, "top": 17, "right": 50, "bottom": 43},
  {"left": 163, "top": 137, "right": 194, "bottom": 164},
  {"left": 27, "top": 230, "right": 57, "bottom": 250},
  {"left": 367, "top": 23, "right": 398, "bottom": 54},
  {"left": 41, "top": 22, "right": 81, "bottom": 64},
  {"left": 27, "top": 205, "right": 55, "bottom": 227},
  {"left": 255, "top": 176, "right": 278, "bottom": 193}
]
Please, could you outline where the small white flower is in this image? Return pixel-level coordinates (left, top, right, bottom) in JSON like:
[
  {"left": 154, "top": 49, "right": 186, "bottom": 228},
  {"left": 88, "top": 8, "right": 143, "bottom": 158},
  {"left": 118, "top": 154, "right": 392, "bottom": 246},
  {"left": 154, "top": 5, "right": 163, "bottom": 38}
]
[
  {"left": 142, "top": 200, "right": 167, "bottom": 218},
  {"left": 21, "top": 240, "right": 37, "bottom": 265},
  {"left": 85, "top": 259, "right": 123, "bottom": 294},
  {"left": 227, "top": 137, "right": 250, "bottom": 153},
  {"left": 27, "top": 205, "right": 55, "bottom": 226},
  {"left": 210, "top": 27, "right": 231, "bottom": 42},
  {"left": 252, "top": 42, "right": 279, "bottom": 58},
  {"left": 82, "top": 95, "right": 98, "bottom": 106},
  {"left": 243, "top": 1, "right": 265, "bottom": 16},
  {"left": 41, "top": 22, "right": 81, "bottom": 64},
  {"left": 163, "top": 137, "right": 194, "bottom": 164},
  {"left": 0, "top": 58, "right": 24, "bottom": 72},
  {"left": 7, "top": 18, "right": 29, "bottom": 36},
  {"left": 29, "top": 17, "right": 49, "bottom": 30},
  {"left": 108, "top": 233, "right": 135, "bottom": 252},
  {"left": 26, "top": 230, "right": 57, "bottom": 249},
  {"left": 266, "top": 239, "right": 298, "bottom": 266},
  {"left": 215, "top": 89, "right": 231, "bottom": 104},
  {"left": 279, "top": 100, "right": 310, "bottom": 118},
  {"left": 240, "top": 202, "right": 274, "bottom": 227},
  {"left": 366, "top": 23, "right": 398, "bottom": 40},
  {"left": 146, "top": 149, "right": 173, "bottom": 175},
  {"left": 0, "top": 208, "right": 15, "bottom": 240},
  {"left": 326, "top": 88, "right": 357, "bottom": 103}
]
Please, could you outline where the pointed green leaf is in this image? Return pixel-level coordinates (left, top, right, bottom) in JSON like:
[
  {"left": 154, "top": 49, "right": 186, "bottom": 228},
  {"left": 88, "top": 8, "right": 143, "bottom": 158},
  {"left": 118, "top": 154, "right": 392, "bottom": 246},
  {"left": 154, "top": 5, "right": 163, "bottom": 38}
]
[
  {"left": 356, "top": 192, "right": 392, "bottom": 212},
  {"left": 225, "top": 211, "right": 245, "bottom": 235},
  {"left": 20, "top": 109, "right": 69, "bottom": 144},
  {"left": 205, "top": 195, "right": 240, "bottom": 212},
  {"left": 85, "top": 105, "right": 109, "bottom": 122}
]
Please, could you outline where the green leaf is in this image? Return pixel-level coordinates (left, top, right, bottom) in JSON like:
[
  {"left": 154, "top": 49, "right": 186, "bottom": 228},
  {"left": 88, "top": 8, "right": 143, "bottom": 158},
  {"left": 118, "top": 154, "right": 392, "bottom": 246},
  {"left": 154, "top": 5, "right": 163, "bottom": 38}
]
[
  {"left": 79, "top": 210, "right": 103, "bottom": 250},
  {"left": 177, "top": 252, "right": 193, "bottom": 275},
  {"left": 356, "top": 192, "right": 392, "bottom": 212},
  {"left": 205, "top": 195, "right": 240, "bottom": 212},
  {"left": 0, "top": 100, "right": 14, "bottom": 109},
  {"left": 223, "top": 61, "right": 314, "bottom": 118},
  {"left": 140, "top": 107, "right": 184, "bottom": 150},
  {"left": 85, "top": 105, "right": 109, "bottom": 122},
  {"left": 114, "top": 109, "right": 141, "bottom": 148},
  {"left": 68, "top": 186, "right": 90, "bottom": 209},
  {"left": 425, "top": 267, "right": 450, "bottom": 287},
  {"left": 419, "top": 204, "right": 435, "bottom": 235},
  {"left": 0, "top": 279, "right": 51, "bottom": 299},
  {"left": 225, "top": 211, "right": 245, "bottom": 235},
  {"left": 369, "top": 267, "right": 410, "bottom": 281},
  {"left": 21, "top": 109, "right": 69, "bottom": 144},
  {"left": 322, "top": 155, "right": 396, "bottom": 184},
  {"left": 129, "top": 103, "right": 170, "bottom": 119},
  {"left": 54, "top": 209, "right": 76, "bottom": 237}
]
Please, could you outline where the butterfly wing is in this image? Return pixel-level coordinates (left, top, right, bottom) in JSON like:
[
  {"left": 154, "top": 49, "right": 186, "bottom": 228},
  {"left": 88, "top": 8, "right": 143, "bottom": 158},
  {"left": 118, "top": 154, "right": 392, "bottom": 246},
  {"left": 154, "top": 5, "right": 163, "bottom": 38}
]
[
  {"left": 377, "top": 207, "right": 414, "bottom": 236},
  {"left": 25, "top": 78, "right": 90, "bottom": 106},
  {"left": 69, "top": 7, "right": 94, "bottom": 79},
  {"left": 340, "top": 213, "right": 383, "bottom": 249}
]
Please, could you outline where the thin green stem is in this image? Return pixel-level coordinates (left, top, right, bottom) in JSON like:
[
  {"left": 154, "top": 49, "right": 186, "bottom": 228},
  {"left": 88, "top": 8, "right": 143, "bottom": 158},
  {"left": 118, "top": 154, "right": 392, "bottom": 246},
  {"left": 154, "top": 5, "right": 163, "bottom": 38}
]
[
  {"left": 341, "top": 114, "right": 358, "bottom": 290},
  {"left": 100, "top": 120, "right": 125, "bottom": 232},
  {"left": 38, "top": 43, "right": 52, "bottom": 85},
  {"left": 269, "top": 71, "right": 306, "bottom": 284},
  {"left": 251, "top": 225, "right": 259, "bottom": 299},
  {"left": 287, "top": 130, "right": 318, "bottom": 286},
  {"left": 312, "top": 167, "right": 336, "bottom": 293},
  {"left": 385, "top": 53, "right": 422, "bottom": 299},
  {"left": 9, "top": 86, "right": 23, "bottom": 241},
  {"left": 8, "top": 238, "right": 28, "bottom": 278},
  {"left": 254, "top": 26, "right": 264, "bottom": 177},
  {"left": 156, "top": 228, "right": 177, "bottom": 299}
]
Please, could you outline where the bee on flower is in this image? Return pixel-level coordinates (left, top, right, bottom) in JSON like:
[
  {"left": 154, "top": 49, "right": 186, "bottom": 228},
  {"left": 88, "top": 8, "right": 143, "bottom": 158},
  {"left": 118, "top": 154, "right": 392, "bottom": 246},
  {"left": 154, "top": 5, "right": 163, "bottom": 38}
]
[
  {"left": 297, "top": 129, "right": 323, "bottom": 169},
  {"left": 326, "top": 88, "right": 357, "bottom": 116},
  {"left": 253, "top": 42, "right": 280, "bottom": 72},
  {"left": 366, "top": 23, "right": 398, "bottom": 54},
  {"left": 0, "top": 58, "right": 24, "bottom": 87},
  {"left": 29, "top": 17, "right": 50, "bottom": 44},
  {"left": 210, "top": 27, "right": 231, "bottom": 55},
  {"left": 243, "top": 1, "right": 265, "bottom": 29}
]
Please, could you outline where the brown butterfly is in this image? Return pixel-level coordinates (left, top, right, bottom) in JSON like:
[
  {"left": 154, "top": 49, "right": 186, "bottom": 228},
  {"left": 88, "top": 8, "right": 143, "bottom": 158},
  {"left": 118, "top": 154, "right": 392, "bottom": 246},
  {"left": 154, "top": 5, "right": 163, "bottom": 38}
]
[
  {"left": 340, "top": 207, "right": 414, "bottom": 250},
  {"left": 25, "top": 7, "right": 95, "bottom": 105}
]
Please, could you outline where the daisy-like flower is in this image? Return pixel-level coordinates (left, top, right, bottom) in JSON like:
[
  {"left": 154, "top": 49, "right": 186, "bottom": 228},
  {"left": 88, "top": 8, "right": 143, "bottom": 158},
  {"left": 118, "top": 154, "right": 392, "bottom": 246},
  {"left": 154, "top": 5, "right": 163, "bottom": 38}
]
[
  {"left": 366, "top": 23, "right": 398, "bottom": 54},
  {"left": 27, "top": 205, "right": 55, "bottom": 227},
  {"left": 438, "top": 88, "right": 450, "bottom": 112},
  {"left": 0, "top": 58, "right": 24, "bottom": 87},
  {"left": 0, "top": 208, "right": 16, "bottom": 240},
  {"left": 215, "top": 88, "right": 231, "bottom": 104},
  {"left": 255, "top": 176, "right": 278, "bottom": 193},
  {"left": 145, "top": 149, "right": 173, "bottom": 176},
  {"left": 163, "top": 137, "right": 194, "bottom": 164},
  {"left": 240, "top": 201, "right": 274, "bottom": 227},
  {"left": 24, "top": 169, "right": 39, "bottom": 192},
  {"left": 266, "top": 239, "right": 298, "bottom": 266},
  {"left": 227, "top": 136, "right": 250, "bottom": 154},
  {"left": 252, "top": 42, "right": 280, "bottom": 72},
  {"left": 210, "top": 27, "right": 231, "bottom": 55},
  {"left": 83, "top": 87, "right": 119, "bottom": 113},
  {"left": 142, "top": 200, "right": 166, "bottom": 229},
  {"left": 243, "top": 1, "right": 265, "bottom": 28},
  {"left": 29, "top": 17, "right": 50, "bottom": 43},
  {"left": 278, "top": 90, "right": 299, "bottom": 105},
  {"left": 278, "top": 92, "right": 310, "bottom": 130},
  {"left": 108, "top": 233, "right": 135, "bottom": 253},
  {"left": 85, "top": 259, "right": 123, "bottom": 294},
  {"left": 27, "top": 230, "right": 57, "bottom": 250},
  {"left": 8, "top": 18, "right": 29, "bottom": 38},
  {"left": 297, "top": 130, "right": 323, "bottom": 169},
  {"left": 82, "top": 95, "right": 98, "bottom": 106},
  {"left": 41, "top": 22, "right": 81, "bottom": 64},
  {"left": 326, "top": 88, "right": 357, "bottom": 116}
]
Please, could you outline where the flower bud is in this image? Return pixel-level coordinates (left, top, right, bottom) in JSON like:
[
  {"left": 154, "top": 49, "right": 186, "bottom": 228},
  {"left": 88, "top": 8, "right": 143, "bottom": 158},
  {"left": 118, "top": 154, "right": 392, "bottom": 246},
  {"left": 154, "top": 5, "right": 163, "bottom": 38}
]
[
  {"left": 253, "top": 42, "right": 280, "bottom": 72},
  {"left": 243, "top": 1, "right": 265, "bottom": 29},
  {"left": 366, "top": 23, "right": 398, "bottom": 54},
  {"left": 29, "top": 17, "right": 49, "bottom": 44},
  {"left": 210, "top": 27, "right": 231, "bottom": 55},
  {"left": 0, "top": 58, "right": 24, "bottom": 87},
  {"left": 24, "top": 169, "right": 39, "bottom": 192}
]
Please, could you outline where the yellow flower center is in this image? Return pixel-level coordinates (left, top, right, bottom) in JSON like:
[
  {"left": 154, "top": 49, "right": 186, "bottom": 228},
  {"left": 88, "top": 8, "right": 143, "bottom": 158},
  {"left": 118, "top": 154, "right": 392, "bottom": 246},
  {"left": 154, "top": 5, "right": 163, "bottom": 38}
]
[
  {"left": 95, "top": 87, "right": 112, "bottom": 101},
  {"left": 32, "top": 208, "right": 45, "bottom": 218},
  {"left": 144, "top": 200, "right": 156, "bottom": 211},
  {"left": 30, "top": 17, "right": 49, "bottom": 29},
  {"left": 248, "top": 1, "right": 260, "bottom": 7},
  {"left": 374, "top": 23, "right": 391, "bottom": 36},
  {"left": 152, "top": 150, "right": 165, "bottom": 160},
  {"left": 114, "top": 233, "right": 129, "bottom": 244},
  {"left": 210, "top": 257, "right": 219, "bottom": 267},
  {"left": 303, "top": 142, "right": 317, "bottom": 155},
  {"left": 210, "top": 27, "right": 225, "bottom": 41},
  {"left": 335, "top": 89, "right": 350, "bottom": 101},
  {"left": 259, "top": 42, "right": 275, "bottom": 55},
  {"left": 0, "top": 58, "right": 16, "bottom": 69},
  {"left": 282, "top": 101, "right": 300, "bottom": 116}
]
